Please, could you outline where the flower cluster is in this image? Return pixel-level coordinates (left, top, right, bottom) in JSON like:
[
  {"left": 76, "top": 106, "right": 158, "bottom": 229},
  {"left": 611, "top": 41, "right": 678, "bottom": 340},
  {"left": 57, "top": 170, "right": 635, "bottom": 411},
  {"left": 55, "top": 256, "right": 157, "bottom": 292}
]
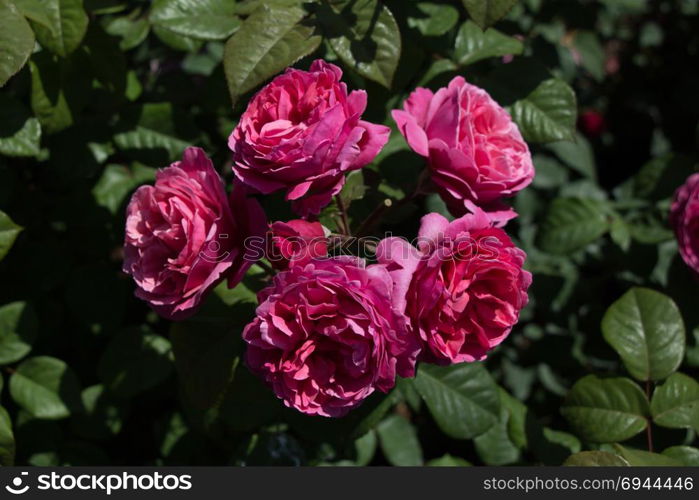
[{"left": 123, "top": 60, "right": 535, "bottom": 417}]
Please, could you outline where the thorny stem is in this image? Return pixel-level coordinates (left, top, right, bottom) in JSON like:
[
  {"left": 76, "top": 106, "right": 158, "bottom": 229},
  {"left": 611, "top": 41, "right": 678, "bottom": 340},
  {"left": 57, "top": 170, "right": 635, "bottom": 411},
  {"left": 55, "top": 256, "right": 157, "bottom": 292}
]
[{"left": 335, "top": 195, "right": 351, "bottom": 236}]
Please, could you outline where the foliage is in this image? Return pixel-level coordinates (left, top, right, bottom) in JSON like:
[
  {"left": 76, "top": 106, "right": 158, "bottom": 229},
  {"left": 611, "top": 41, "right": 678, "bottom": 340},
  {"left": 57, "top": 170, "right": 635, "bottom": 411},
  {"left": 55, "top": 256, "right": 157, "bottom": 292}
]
[{"left": 0, "top": 0, "right": 698, "bottom": 466}]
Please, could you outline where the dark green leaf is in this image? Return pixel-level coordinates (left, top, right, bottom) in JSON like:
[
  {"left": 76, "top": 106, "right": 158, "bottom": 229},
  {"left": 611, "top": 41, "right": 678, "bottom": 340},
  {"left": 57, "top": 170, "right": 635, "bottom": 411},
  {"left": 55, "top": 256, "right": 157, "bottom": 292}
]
[
  {"left": 0, "top": 0, "right": 35, "bottom": 87},
  {"left": 602, "top": 287, "right": 685, "bottom": 382},
  {"left": 0, "top": 95, "right": 42, "bottom": 158},
  {"left": 376, "top": 415, "right": 423, "bottom": 466},
  {"left": 650, "top": 372, "right": 699, "bottom": 432},
  {"left": 426, "top": 454, "right": 471, "bottom": 466},
  {"left": 319, "top": 0, "right": 401, "bottom": 88},
  {"left": 104, "top": 16, "right": 150, "bottom": 51},
  {"left": 150, "top": 0, "right": 240, "bottom": 41},
  {"left": 509, "top": 79, "right": 577, "bottom": 143},
  {"left": 92, "top": 163, "right": 155, "bottom": 214},
  {"left": 98, "top": 327, "right": 173, "bottom": 398},
  {"left": 22, "top": 0, "right": 89, "bottom": 57},
  {"left": 0, "top": 302, "right": 37, "bottom": 365},
  {"left": 613, "top": 444, "right": 682, "bottom": 466},
  {"left": 339, "top": 170, "right": 366, "bottom": 206},
  {"left": 223, "top": 5, "right": 321, "bottom": 104},
  {"left": 0, "top": 406, "right": 14, "bottom": 466},
  {"left": 407, "top": 3, "right": 459, "bottom": 37},
  {"left": 461, "top": 0, "right": 519, "bottom": 30},
  {"left": 29, "top": 52, "right": 91, "bottom": 134},
  {"left": 545, "top": 133, "right": 596, "bottom": 179},
  {"left": 454, "top": 21, "right": 523, "bottom": 66},
  {"left": 0, "top": 210, "right": 23, "bottom": 262},
  {"left": 563, "top": 451, "right": 629, "bottom": 466},
  {"left": 537, "top": 198, "right": 611, "bottom": 254},
  {"left": 71, "top": 385, "right": 130, "bottom": 440},
  {"left": 561, "top": 375, "right": 649, "bottom": 443},
  {"left": 662, "top": 446, "right": 699, "bottom": 466},
  {"left": 413, "top": 363, "right": 500, "bottom": 439},
  {"left": 170, "top": 317, "right": 242, "bottom": 410},
  {"left": 10, "top": 356, "right": 83, "bottom": 419}
]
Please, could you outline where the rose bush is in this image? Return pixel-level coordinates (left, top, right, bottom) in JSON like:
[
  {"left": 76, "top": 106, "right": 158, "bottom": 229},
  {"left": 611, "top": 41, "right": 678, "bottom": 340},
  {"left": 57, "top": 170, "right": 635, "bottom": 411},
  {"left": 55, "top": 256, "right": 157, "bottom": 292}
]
[{"left": 1, "top": 0, "right": 697, "bottom": 469}]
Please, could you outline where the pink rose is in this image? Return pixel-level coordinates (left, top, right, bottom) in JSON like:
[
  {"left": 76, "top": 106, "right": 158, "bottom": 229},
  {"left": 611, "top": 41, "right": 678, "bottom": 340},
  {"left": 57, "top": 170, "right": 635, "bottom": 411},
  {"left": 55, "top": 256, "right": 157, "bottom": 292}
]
[
  {"left": 243, "top": 256, "right": 420, "bottom": 417},
  {"left": 377, "top": 209, "right": 531, "bottom": 364},
  {"left": 123, "top": 147, "right": 266, "bottom": 320},
  {"left": 229, "top": 59, "right": 391, "bottom": 217},
  {"left": 392, "top": 76, "right": 534, "bottom": 216},
  {"left": 670, "top": 173, "right": 699, "bottom": 275},
  {"left": 267, "top": 219, "right": 328, "bottom": 270}
]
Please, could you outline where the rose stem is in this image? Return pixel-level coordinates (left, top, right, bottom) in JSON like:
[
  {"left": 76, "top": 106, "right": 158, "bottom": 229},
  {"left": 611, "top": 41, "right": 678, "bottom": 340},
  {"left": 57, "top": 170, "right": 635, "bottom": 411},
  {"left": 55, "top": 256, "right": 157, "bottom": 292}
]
[{"left": 335, "top": 195, "right": 351, "bottom": 236}]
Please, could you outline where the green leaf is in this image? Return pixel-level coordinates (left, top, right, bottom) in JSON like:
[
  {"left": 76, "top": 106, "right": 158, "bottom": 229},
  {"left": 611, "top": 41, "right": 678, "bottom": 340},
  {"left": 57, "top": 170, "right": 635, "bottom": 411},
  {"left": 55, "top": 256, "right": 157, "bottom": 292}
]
[
  {"left": 113, "top": 128, "right": 190, "bottom": 162},
  {"left": 223, "top": 5, "right": 321, "bottom": 104},
  {"left": 339, "top": 170, "right": 366, "bottom": 206},
  {"left": 92, "top": 163, "right": 156, "bottom": 214},
  {"left": 561, "top": 375, "right": 649, "bottom": 443},
  {"left": 10, "top": 356, "right": 83, "bottom": 420},
  {"left": 454, "top": 21, "right": 523, "bottom": 66},
  {"left": 613, "top": 444, "right": 682, "bottom": 466},
  {"left": 319, "top": 0, "right": 401, "bottom": 88},
  {"left": 509, "top": 79, "right": 577, "bottom": 143},
  {"left": 150, "top": 0, "right": 240, "bottom": 41},
  {"left": 563, "top": 451, "right": 629, "bottom": 466},
  {"left": 0, "top": 95, "right": 42, "bottom": 158},
  {"left": 0, "top": 302, "right": 37, "bottom": 365},
  {"left": 426, "top": 454, "right": 471, "bottom": 466},
  {"left": 21, "top": 0, "right": 89, "bottom": 57},
  {"left": 152, "top": 24, "right": 203, "bottom": 52},
  {"left": 461, "top": 0, "right": 518, "bottom": 30},
  {"left": 0, "top": 210, "right": 23, "bottom": 262},
  {"left": 650, "top": 373, "right": 699, "bottom": 432},
  {"left": 662, "top": 446, "right": 699, "bottom": 466},
  {"left": 537, "top": 198, "right": 611, "bottom": 255},
  {"left": 170, "top": 317, "right": 242, "bottom": 410},
  {"left": 545, "top": 133, "right": 596, "bottom": 180},
  {"left": 0, "top": 0, "right": 35, "bottom": 87},
  {"left": 601, "top": 287, "right": 686, "bottom": 382},
  {"left": 413, "top": 363, "right": 500, "bottom": 439},
  {"left": 98, "top": 327, "right": 173, "bottom": 398},
  {"left": 104, "top": 16, "right": 150, "bottom": 51},
  {"left": 407, "top": 3, "right": 459, "bottom": 37},
  {"left": 574, "top": 31, "right": 605, "bottom": 81},
  {"left": 0, "top": 406, "right": 14, "bottom": 466},
  {"left": 29, "top": 52, "right": 91, "bottom": 134},
  {"left": 376, "top": 415, "right": 423, "bottom": 466},
  {"left": 71, "top": 385, "right": 129, "bottom": 440},
  {"left": 474, "top": 408, "right": 521, "bottom": 465}
]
